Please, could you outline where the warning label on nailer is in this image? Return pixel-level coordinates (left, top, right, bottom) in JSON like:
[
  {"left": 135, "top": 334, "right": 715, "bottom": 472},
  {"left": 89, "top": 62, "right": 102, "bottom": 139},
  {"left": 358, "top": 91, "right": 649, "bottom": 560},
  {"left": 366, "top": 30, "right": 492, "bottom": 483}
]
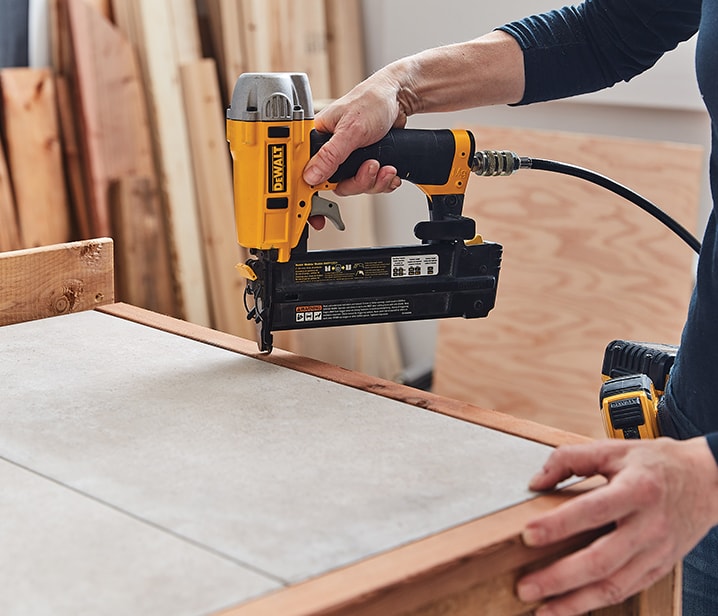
[
  {"left": 295, "top": 298, "right": 412, "bottom": 323},
  {"left": 391, "top": 254, "right": 439, "bottom": 278}
]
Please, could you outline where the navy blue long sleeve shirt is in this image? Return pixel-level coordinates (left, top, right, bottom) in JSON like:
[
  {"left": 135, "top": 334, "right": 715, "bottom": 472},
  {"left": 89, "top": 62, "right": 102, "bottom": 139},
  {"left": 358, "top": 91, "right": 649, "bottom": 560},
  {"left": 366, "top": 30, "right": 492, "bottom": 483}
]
[{"left": 500, "top": 0, "right": 718, "bottom": 461}]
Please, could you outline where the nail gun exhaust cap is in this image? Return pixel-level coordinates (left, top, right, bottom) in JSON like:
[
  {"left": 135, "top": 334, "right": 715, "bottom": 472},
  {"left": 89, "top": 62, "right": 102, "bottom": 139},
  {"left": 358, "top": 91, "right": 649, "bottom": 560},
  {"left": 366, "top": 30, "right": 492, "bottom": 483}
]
[{"left": 227, "top": 72, "right": 315, "bottom": 122}]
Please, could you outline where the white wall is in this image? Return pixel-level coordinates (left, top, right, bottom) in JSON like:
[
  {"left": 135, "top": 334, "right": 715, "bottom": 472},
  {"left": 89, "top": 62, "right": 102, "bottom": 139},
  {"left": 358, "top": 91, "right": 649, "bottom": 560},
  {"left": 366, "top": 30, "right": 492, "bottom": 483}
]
[{"left": 358, "top": 0, "right": 712, "bottom": 377}]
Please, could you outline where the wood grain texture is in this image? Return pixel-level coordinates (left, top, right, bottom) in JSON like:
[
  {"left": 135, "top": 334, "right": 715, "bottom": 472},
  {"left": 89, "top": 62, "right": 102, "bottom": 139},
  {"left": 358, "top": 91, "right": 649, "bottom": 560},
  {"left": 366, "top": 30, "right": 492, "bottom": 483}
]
[
  {"left": 204, "top": 0, "right": 245, "bottom": 103},
  {"left": 0, "top": 238, "right": 113, "bottom": 326},
  {"left": 55, "top": 75, "right": 90, "bottom": 240},
  {"left": 64, "top": 0, "right": 177, "bottom": 315},
  {"left": 0, "top": 140, "right": 20, "bottom": 252},
  {"left": 108, "top": 177, "right": 175, "bottom": 315},
  {"left": 111, "top": 0, "right": 211, "bottom": 326},
  {"left": 66, "top": 0, "right": 156, "bottom": 235},
  {"left": 325, "top": 0, "right": 366, "bottom": 97},
  {"left": 0, "top": 68, "right": 71, "bottom": 248},
  {"left": 179, "top": 58, "right": 256, "bottom": 339},
  {"left": 95, "top": 303, "right": 674, "bottom": 616},
  {"left": 433, "top": 126, "right": 703, "bottom": 438}
]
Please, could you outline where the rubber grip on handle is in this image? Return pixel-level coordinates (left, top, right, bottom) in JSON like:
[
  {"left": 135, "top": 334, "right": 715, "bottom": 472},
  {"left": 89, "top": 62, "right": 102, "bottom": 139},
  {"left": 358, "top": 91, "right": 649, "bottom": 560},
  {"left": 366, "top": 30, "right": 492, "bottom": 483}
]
[{"left": 309, "top": 128, "right": 466, "bottom": 186}]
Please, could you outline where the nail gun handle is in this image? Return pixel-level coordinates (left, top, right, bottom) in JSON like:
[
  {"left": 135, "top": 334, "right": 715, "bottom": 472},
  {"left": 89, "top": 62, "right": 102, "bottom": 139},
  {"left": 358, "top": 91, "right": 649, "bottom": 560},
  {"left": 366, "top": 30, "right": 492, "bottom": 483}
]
[{"left": 310, "top": 128, "right": 475, "bottom": 188}]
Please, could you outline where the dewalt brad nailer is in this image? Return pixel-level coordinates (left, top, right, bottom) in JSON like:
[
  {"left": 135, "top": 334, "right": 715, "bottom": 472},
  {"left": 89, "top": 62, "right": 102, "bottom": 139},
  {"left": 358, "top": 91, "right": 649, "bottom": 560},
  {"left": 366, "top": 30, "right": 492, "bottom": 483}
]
[
  {"left": 226, "top": 72, "right": 503, "bottom": 352},
  {"left": 226, "top": 72, "right": 702, "bottom": 357}
]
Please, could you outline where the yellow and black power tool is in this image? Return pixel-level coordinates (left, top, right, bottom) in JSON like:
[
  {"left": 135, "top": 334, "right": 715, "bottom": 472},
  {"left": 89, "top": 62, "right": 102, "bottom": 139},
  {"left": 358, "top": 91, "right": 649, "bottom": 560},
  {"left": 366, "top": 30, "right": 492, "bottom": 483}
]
[
  {"left": 224, "top": 73, "right": 701, "bottom": 356},
  {"left": 226, "top": 72, "right": 503, "bottom": 352},
  {"left": 599, "top": 340, "right": 679, "bottom": 439}
]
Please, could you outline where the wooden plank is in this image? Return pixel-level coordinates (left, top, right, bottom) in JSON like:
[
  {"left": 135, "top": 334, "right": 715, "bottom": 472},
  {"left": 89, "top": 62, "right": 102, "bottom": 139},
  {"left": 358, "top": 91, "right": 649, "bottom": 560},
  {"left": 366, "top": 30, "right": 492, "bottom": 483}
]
[
  {"left": 111, "top": 0, "right": 211, "bottom": 326},
  {"left": 242, "top": 0, "right": 331, "bottom": 97},
  {"left": 66, "top": 0, "right": 155, "bottom": 236},
  {"left": 64, "top": 0, "right": 177, "bottom": 316},
  {"left": 325, "top": 0, "right": 366, "bottom": 97},
  {"left": 0, "top": 238, "right": 113, "bottom": 326},
  {"left": 204, "top": 0, "right": 245, "bottom": 103},
  {"left": 179, "top": 58, "right": 255, "bottom": 338},
  {"left": 97, "top": 303, "right": 674, "bottom": 616},
  {"left": 238, "top": 0, "right": 272, "bottom": 72},
  {"left": 55, "top": 75, "right": 91, "bottom": 239},
  {"left": 215, "top": 482, "right": 609, "bottom": 616},
  {"left": 433, "top": 126, "right": 702, "bottom": 438},
  {"left": 108, "top": 177, "right": 175, "bottom": 316},
  {"left": 0, "top": 67, "right": 72, "bottom": 248},
  {"left": 166, "top": 0, "right": 202, "bottom": 64},
  {"left": 0, "top": 138, "right": 21, "bottom": 252}
]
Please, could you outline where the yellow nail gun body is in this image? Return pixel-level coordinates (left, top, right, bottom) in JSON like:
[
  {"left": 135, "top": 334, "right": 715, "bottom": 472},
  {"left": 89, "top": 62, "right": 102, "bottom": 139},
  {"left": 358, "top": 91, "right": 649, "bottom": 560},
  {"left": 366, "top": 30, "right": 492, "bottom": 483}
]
[{"left": 226, "top": 73, "right": 502, "bottom": 352}]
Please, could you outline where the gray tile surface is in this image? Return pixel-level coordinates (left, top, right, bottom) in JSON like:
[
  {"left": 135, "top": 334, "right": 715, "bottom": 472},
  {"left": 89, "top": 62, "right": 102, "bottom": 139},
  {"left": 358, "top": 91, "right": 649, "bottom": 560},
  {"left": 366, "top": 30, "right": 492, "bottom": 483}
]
[
  {"left": 1, "top": 311, "right": 556, "bottom": 589},
  {"left": 0, "top": 459, "right": 278, "bottom": 616}
]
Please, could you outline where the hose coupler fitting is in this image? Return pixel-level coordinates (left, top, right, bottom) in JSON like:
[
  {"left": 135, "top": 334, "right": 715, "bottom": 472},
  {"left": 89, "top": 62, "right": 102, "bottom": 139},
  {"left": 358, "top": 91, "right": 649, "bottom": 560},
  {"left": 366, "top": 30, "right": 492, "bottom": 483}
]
[{"left": 472, "top": 150, "right": 526, "bottom": 176}]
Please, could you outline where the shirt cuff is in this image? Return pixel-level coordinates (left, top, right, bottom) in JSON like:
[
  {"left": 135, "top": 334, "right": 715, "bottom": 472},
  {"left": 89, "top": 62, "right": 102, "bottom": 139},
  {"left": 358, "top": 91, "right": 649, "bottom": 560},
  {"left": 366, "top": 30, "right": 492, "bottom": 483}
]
[{"left": 706, "top": 433, "right": 718, "bottom": 466}]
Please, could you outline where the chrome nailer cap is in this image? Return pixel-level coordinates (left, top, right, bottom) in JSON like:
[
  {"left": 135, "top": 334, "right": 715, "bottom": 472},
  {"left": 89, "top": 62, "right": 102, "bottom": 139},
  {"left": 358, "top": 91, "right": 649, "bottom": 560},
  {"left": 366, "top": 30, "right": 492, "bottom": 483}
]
[{"left": 227, "top": 72, "right": 314, "bottom": 122}]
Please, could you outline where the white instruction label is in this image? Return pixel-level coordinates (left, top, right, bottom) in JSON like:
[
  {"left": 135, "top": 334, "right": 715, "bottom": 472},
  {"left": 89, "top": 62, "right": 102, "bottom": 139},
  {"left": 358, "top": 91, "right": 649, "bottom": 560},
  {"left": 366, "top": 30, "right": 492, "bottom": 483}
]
[{"left": 391, "top": 254, "right": 439, "bottom": 278}]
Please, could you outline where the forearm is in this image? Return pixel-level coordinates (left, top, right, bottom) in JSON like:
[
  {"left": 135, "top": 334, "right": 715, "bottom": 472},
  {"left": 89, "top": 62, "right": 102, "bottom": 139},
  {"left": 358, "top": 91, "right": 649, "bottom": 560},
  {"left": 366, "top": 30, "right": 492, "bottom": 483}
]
[
  {"left": 380, "top": 30, "right": 525, "bottom": 116},
  {"left": 305, "top": 31, "right": 524, "bottom": 186}
]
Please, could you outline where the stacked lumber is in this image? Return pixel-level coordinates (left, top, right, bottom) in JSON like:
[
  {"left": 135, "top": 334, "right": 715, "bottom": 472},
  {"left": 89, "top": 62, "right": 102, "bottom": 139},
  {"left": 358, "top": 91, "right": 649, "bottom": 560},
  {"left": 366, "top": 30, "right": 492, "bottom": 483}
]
[
  {"left": 0, "top": 68, "right": 70, "bottom": 251},
  {"left": 0, "top": 0, "right": 403, "bottom": 380}
]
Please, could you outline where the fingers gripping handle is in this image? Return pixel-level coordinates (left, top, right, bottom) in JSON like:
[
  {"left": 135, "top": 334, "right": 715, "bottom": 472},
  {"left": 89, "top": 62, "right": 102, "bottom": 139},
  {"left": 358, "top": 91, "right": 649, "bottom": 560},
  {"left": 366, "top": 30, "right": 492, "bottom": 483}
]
[{"left": 309, "top": 128, "right": 476, "bottom": 189}]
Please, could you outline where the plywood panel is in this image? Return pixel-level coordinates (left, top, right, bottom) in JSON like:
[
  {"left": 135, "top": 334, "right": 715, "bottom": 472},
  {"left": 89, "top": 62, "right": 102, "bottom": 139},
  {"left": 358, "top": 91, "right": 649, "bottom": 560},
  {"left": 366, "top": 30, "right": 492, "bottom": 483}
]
[{"left": 433, "top": 126, "right": 703, "bottom": 438}]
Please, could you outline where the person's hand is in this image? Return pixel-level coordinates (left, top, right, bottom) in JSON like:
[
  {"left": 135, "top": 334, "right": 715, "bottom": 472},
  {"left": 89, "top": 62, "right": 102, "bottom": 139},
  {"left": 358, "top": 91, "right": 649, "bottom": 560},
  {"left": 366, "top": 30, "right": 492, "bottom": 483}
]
[
  {"left": 303, "top": 68, "right": 407, "bottom": 198},
  {"left": 517, "top": 437, "right": 718, "bottom": 615}
]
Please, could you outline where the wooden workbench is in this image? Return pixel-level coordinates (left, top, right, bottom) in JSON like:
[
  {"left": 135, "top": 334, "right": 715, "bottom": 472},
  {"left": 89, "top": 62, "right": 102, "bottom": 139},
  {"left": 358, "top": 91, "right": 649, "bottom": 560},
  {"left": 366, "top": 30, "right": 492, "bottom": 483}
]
[{"left": 0, "top": 294, "right": 678, "bottom": 615}]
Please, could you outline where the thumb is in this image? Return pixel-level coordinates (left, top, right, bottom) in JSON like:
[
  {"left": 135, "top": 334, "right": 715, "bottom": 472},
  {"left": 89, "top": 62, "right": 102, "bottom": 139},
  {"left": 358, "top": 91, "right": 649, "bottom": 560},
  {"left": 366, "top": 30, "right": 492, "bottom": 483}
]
[{"left": 528, "top": 441, "right": 622, "bottom": 491}]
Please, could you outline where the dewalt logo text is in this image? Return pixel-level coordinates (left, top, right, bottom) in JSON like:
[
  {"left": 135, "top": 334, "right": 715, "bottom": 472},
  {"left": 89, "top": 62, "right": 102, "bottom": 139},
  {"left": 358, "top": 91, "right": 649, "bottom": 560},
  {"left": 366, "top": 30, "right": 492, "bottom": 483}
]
[{"left": 268, "top": 144, "right": 287, "bottom": 193}]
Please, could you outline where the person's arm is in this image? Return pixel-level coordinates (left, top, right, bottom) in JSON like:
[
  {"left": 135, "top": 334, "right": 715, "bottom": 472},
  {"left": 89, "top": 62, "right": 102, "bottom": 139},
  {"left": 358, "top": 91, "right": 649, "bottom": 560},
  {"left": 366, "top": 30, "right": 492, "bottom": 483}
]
[
  {"left": 302, "top": 30, "right": 524, "bottom": 190},
  {"left": 516, "top": 437, "right": 718, "bottom": 615},
  {"left": 304, "top": 0, "right": 700, "bottom": 193},
  {"left": 500, "top": 0, "right": 700, "bottom": 106}
]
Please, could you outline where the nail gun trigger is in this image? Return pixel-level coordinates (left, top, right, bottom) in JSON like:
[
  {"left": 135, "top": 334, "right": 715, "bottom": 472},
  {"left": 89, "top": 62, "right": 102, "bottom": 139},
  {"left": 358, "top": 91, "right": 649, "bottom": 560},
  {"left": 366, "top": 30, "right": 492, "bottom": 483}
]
[{"left": 310, "top": 194, "right": 346, "bottom": 231}]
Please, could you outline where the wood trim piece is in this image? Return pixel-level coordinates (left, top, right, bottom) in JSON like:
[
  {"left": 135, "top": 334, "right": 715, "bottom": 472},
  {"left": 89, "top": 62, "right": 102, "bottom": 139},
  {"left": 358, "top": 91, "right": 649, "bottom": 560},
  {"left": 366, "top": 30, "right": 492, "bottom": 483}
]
[
  {"left": 98, "top": 302, "right": 590, "bottom": 448},
  {"left": 1, "top": 239, "right": 114, "bottom": 326},
  {"left": 216, "top": 480, "right": 606, "bottom": 616}
]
